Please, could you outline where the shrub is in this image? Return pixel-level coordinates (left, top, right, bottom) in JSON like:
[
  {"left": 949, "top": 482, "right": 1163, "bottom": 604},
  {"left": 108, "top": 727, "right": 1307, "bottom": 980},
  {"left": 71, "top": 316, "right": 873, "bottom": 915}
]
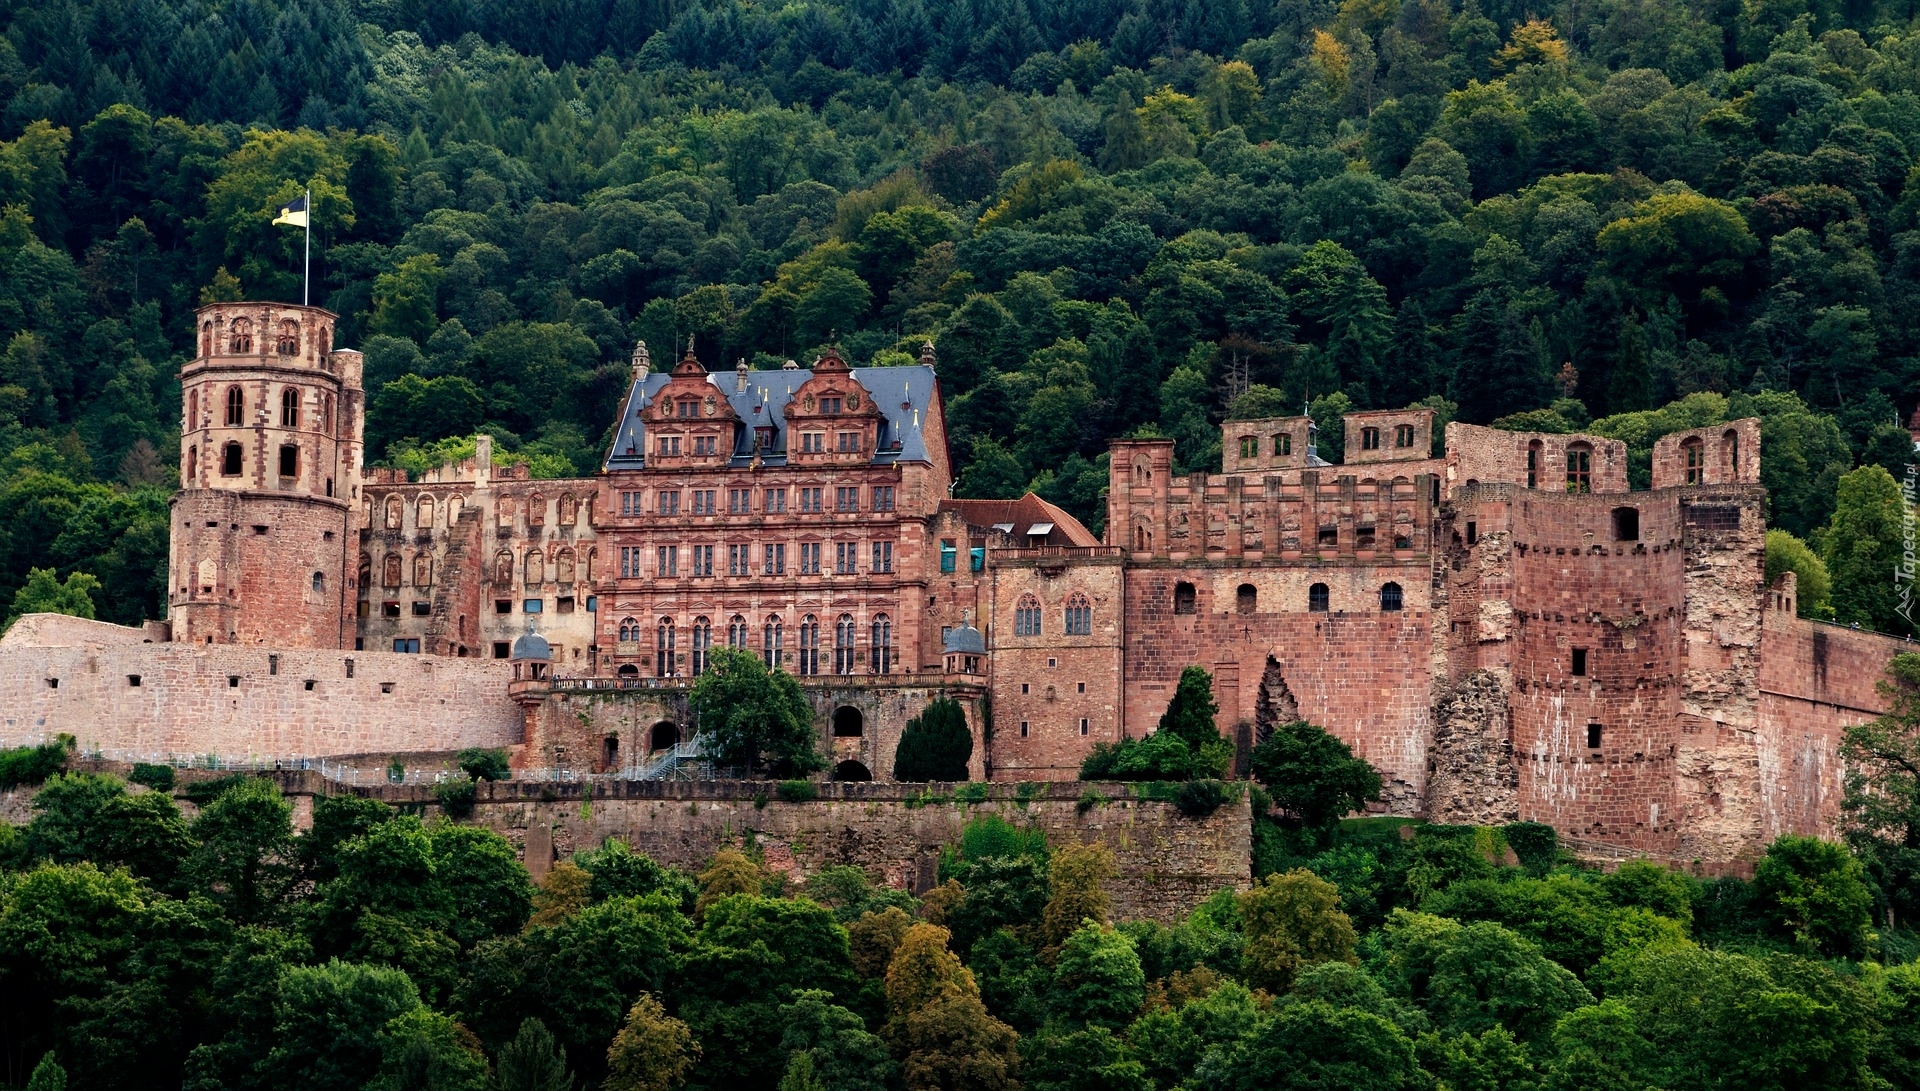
[
  {"left": 183, "top": 773, "right": 257, "bottom": 806},
  {"left": 387, "top": 757, "right": 406, "bottom": 784},
  {"left": 1176, "top": 779, "right": 1233, "bottom": 817},
  {"left": 1249, "top": 720, "right": 1383, "bottom": 827},
  {"left": 434, "top": 777, "right": 477, "bottom": 818},
  {"left": 1502, "top": 821, "right": 1559, "bottom": 874},
  {"left": 0, "top": 734, "right": 73, "bottom": 788},
  {"left": 893, "top": 697, "right": 974, "bottom": 781},
  {"left": 776, "top": 779, "right": 819, "bottom": 803},
  {"left": 457, "top": 748, "right": 510, "bottom": 781},
  {"left": 128, "top": 763, "right": 176, "bottom": 792}
]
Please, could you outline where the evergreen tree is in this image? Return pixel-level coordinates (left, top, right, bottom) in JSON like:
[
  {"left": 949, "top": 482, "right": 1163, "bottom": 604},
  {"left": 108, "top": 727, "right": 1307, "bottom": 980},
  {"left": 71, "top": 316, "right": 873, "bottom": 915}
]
[{"left": 892, "top": 698, "right": 975, "bottom": 781}]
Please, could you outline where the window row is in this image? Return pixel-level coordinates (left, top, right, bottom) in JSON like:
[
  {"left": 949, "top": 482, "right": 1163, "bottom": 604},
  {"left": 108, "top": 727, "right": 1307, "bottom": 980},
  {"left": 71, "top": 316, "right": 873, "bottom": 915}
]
[
  {"left": 492, "top": 548, "right": 595, "bottom": 587},
  {"left": 616, "top": 485, "right": 894, "bottom": 517},
  {"left": 191, "top": 441, "right": 305, "bottom": 479},
  {"left": 938, "top": 540, "right": 987, "bottom": 573},
  {"left": 189, "top": 385, "right": 337, "bottom": 432},
  {"left": 617, "top": 541, "right": 894, "bottom": 578},
  {"left": 1171, "top": 581, "right": 1405, "bottom": 615},
  {"left": 200, "top": 316, "right": 321, "bottom": 357},
  {"left": 613, "top": 613, "right": 895, "bottom": 677},
  {"left": 1011, "top": 593, "right": 1094, "bottom": 637}
]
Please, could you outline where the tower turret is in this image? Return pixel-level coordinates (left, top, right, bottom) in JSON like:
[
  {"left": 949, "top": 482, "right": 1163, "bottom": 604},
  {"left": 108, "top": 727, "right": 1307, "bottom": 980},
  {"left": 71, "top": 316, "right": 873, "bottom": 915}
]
[{"left": 170, "top": 301, "right": 363, "bottom": 647}]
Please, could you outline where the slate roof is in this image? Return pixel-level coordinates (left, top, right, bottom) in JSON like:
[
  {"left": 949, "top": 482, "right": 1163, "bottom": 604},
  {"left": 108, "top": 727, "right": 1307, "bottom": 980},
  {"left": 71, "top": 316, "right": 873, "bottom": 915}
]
[
  {"left": 942, "top": 623, "right": 986, "bottom": 654},
  {"left": 604, "top": 364, "right": 940, "bottom": 472}
]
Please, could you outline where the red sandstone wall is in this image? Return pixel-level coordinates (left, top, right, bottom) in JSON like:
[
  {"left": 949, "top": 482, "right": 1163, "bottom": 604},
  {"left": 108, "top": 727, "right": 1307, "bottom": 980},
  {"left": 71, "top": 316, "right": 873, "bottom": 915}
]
[
  {"left": 984, "top": 554, "right": 1126, "bottom": 780},
  {"left": 0, "top": 645, "right": 521, "bottom": 760},
  {"left": 1446, "top": 423, "right": 1629, "bottom": 495},
  {"left": 1650, "top": 419, "right": 1761, "bottom": 490}
]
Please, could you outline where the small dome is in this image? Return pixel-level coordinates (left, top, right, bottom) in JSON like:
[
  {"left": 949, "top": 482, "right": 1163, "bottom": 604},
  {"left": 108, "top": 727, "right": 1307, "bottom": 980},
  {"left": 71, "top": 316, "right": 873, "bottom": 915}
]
[
  {"left": 942, "top": 624, "right": 985, "bottom": 655},
  {"left": 511, "top": 630, "right": 551, "bottom": 661}
]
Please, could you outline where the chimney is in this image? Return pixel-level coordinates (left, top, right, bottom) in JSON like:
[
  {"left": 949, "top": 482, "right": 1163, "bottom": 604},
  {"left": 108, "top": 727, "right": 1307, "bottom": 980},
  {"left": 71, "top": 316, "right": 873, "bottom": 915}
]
[
  {"left": 920, "top": 339, "right": 937, "bottom": 371},
  {"left": 631, "top": 340, "right": 650, "bottom": 379},
  {"left": 476, "top": 434, "right": 493, "bottom": 480},
  {"left": 782, "top": 358, "right": 799, "bottom": 370}
]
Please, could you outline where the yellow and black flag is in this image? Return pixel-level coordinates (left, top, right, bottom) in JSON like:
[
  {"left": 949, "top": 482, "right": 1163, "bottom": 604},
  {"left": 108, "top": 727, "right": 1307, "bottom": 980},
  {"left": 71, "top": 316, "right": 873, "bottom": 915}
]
[{"left": 271, "top": 193, "right": 309, "bottom": 228}]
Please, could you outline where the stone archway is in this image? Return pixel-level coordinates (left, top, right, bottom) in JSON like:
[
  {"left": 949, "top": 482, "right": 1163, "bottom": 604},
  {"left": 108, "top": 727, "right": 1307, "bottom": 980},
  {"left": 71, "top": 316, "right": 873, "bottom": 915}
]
[
  {"left": 832, "top": 706, "right": 864, "bottom": 737},
  {"left": 834, "top": 759, "right": 872, "bottom": 782},
  {"left": 649, "top": 721, "right": 679, "bottom": 752}
]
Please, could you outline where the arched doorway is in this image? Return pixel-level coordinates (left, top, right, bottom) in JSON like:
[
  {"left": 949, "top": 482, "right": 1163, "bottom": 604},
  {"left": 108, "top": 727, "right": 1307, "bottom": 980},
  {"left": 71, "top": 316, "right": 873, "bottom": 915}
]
[
  {"left": 649, "top": 722, "right": 679, "bottom": 752},
  {"left": 832, "top": 706, "right": 864, "bottom": 737},
  {"left": 618, "top": 664, "right": 639, "bottom": 678},
  {"left": 834, "top": 760, "right": 872, "bottom": 782}
]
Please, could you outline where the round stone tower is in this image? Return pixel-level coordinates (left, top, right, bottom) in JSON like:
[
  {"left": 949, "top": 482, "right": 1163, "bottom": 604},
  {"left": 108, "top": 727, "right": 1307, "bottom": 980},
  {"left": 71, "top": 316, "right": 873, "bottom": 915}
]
[{"left": 170, "top": 301, "right": 364, "bottom": 647}]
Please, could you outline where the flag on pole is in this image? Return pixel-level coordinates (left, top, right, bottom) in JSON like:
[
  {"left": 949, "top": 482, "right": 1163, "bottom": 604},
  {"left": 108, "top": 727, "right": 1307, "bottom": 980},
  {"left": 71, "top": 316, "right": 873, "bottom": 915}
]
[{"left": 272, "top": 194, "right": 309, "bottom": 228}]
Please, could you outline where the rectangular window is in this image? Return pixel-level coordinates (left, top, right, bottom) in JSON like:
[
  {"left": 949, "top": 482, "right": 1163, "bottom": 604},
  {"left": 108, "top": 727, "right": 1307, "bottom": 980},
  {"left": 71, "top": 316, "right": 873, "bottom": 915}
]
[
  {"left": 764, "top": 488, "right": 786, "bottom": 514},
  {"left": 837, "top": 431, "right": 860, "bottom": 453},
  {"left": 1395, "top": 424, "right": 1415, "bottom": 448},
  {"left": 523, "top": 598, "right": 543, "bottom": 613},
  {"left": 872, "top": 541, "right": 893, "bottom": 573},
  {"left": 801, "top": 432, "right": 824, "bottom": 453},
  {"left": 1020, "top": 721, "right": 1029, "bottom": 737},
  {"left": 799, "top": 542, "right": 822, "bottom": 574},
  {"left": 692, "top": 435, "right": 715, "bottom": 455},
  {"left": 658, "top": 491, "right": 681, "bottom": 516},
  {"left": 799, "top": 488, "right": 823, "bottom": 512},
  {"left": 872, "top": 485, "right": 895, "bottom": 512},
  {"left": 1466, "top": 521, "right": 1477, "bottom": 545},
  {"left": 620, "top": 491, "right": 638, "bottom": 516},
  {"left": 691, "top": 490, "right": 716, "bottom": 514},
  {"left": 940, "top": 540, "right": 957, "bottom": 573},
  {"left": 1587, "top": 723, "right": 1603, "bottom": 749},
  {"left": 1080, "top": 718, "right": 1089, "bottom": 736},
  {"left": 382, "top": 601, "right": 401, "bottom": 618},
  {"left": 1239, "top": 436, "right": 1257, "bottom": 458},
  {"left": 495, "top": 599, "right": 512, "bottom": 614},
  {"left": 278, "top": 444, "right": 299, "bottom": 476},
  {"left": 557, "top": 596, "right": 575, "bottom": 613},
  {"left": 1572, "top": 648, "right": 1587, "bottom": 676},
  {"left": 620, "top": 546, "right": 643, "bottom": 579},
  {"left": 835, "top": 541, "right": 857, "bottom": 574},
  {"left": 970, "top": 544, "right": 985, "bottom": 572},
  {"left": 690, "top": 544, "right": 713, "bottom": 577},
  {"left": 657, "top": 546, "right": 678, "bottom": 577},
  {"left": 1361, "top": 427, "right": 1380, "bottom": 450},
  {"left": 492, "top": 642, "right": 510, "bottom": 658},
  {"left": 1567, "top": 447, "right": 1592, "bottom": 494},
  {"left": 765, "top": 543, "right": 786, "bottom": 575},
  {"left": 836, "top": 486, "right": 859, "bottom": 512},
  {"left": 1021, "top": 683, "right": 1030, "bottom": 694},
  {"left": 411, "top": 602, "right": 431, "bottom": 617},
  {"left": 729, "top": 488, "right": 752, "bottom": 514},
  {"left": 729, "top": 544, "right": 751, "bottom": 576},
  {"left": 658, "top": 435, "right": 681, "bottom": 456},
  {"left": 394, "top": 638, "right": 420, "bottom": 653},
  {"left": 821, "top": 396, "right": 842, "bottom": 414}
]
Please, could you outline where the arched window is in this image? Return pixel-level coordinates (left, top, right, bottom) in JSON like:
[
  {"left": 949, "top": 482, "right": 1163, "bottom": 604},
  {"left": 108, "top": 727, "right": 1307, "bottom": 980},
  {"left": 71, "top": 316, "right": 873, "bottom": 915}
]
[
  {"left": 1683, "top": 437, "right": 1705, "bottom": 484},
  {"left": 186, "top": 445, "right": 196, "bottom": 481},
  {"left": 312, "top": 571, "right": 326, "bottom": 593},
  {"left": 1236, "top": 584, "right": 1256, "bottom": 614},
  {"left": 496, "top": 498, "right": 514, "bottom": 528},
  {"left": 525, "top": 550, "right": 544, "bottom": 586},
  {"left": 798, "top": 615, "right": 819, "bottom": 675},
  {"left": 447, "top": 495, "right": 464, "bottom": 523},
  {"left": 583, "top": 547, "right": 596, "bottom": 582},
  {"left": 1566, "top": 442, "right": 1592, "bottom": 494},
  {"left": 187, "top": 388, "right": 198, "bottom": 428},
  {"left": 413, "top": 554, "right": 431, "bottom": 587},
  {"left": 528, "top": 492, "right": 545, "bottom": 527},
  {"left": 871, "top": 613, "right": 892, "bottom": 673},
  {"left": 558, "top": 493, "right": 578, "bottom": 525},
  {"left": 1133, "top": 460, "right": 1150, "bottom": 486},
  {"left": 320, "top": 325, "right": 330, "bottom": 355},
  {"left": 358, "top": 553, "right": 371, "bottom": 589},
  {"left": 656, "top": 618, "right": 676, "bottom": 676},
  {"left": 382, "top": 553, "right": 402, "bottom": 588},
  {"left": 221, "top": 442, "right": 242, "bottom": 475},
  {"left": 200, "top": 322, "right": 213, "bottom": 357},
  {"left": 276, "top": 319, "right": 300, "bottom": 355},
  {"left": 1238, "top": 435, "right": 1257, "bottom": 459},
  {"left": 280, "top": 388, "right": 300, "bottom": 428},
  {"left": 1723, "top": 429, "right": 1739, "bottom": 476},
  {"left": 1015, "top": 594, "right": 1042, "bottom": 637},
  {"left": 385, "top": 495, "right": 403, "bottom": 529},
  {"left": 417, "top": 495, "right": 434, "bottom": 528},
  {"left": 764, "top": 615, "right": 784, "bottom": 669},
  {"left": 323, "top": 393, "right": 335, "bottom": 433},
  {"left": 728, "top": 614, "right": 748, "bottom": 648},
  {"left": 618, "top": 617, "right": 638, "bottom": 642},
  {"left": 1274, "top": 432, "right": 1291, "bottom": 456},
  {"left": 225, "top": 387, "right": 244, "bottom": 425},
  {"left": 691, "top": 616, "right": 712, "bottom": 675},
  {"left": 834, "top": 613, "right": 857, "bottom": 675},
  {"left": 228, "top": 317, "right": 253, "bottom": 354},
  {"left": 493, "top": 550, "right": 513, "bottom": 586},
  {"left": 1380, "top": 582, "right": 1403, "bottom": 611},
  {"left": 1174, "top": 582, "right": 1196, "bottom": 615},
  {"left": 556, "top": 548, "right": 576, "bottom": 583},
  {"left": 1064, "top": 593, "right": 1092, "bottom": 635},
  {"left": 1309, "top": 583, "right": 1330, "bottom": 612}
]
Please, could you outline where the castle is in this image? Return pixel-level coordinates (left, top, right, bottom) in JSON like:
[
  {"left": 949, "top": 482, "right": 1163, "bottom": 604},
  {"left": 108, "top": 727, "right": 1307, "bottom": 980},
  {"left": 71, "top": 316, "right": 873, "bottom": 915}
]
[{"left": 0, "top": 299, "right": 1906, "bottom": 866}]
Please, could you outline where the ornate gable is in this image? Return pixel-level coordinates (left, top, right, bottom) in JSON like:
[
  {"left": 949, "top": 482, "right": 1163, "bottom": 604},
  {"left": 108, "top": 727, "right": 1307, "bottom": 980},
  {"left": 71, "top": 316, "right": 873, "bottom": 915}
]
[
  {"left": 645, "top": 341, "right": 737, "bottom": 469},
  {"left": 783, "top": 348, "right": 881, "bottom": 467}
]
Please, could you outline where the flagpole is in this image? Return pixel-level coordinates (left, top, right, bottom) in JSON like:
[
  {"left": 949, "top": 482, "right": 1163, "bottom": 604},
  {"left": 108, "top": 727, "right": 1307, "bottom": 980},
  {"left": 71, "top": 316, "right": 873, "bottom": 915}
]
[{"left": 303, "top": 187, "right": 311, "bottom": 307}]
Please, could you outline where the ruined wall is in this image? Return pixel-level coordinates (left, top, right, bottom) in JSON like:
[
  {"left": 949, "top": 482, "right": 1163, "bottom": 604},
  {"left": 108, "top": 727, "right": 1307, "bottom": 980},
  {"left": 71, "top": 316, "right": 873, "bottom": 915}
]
[
  {"left": 1446, "top": 423, "right": 1630, "bottom": 495},
  {"left": 1122, "top": 561, "right": 1435, "bottom": 812},
  {"left": 1755, "top": 592, "right": 1904, "bottom": 843},
  {"left": 1426, "top": 668, "right": 1519, "bottom": 824},
  {"left": 0, "top": 642, "right": 521, "bottom": 759}
]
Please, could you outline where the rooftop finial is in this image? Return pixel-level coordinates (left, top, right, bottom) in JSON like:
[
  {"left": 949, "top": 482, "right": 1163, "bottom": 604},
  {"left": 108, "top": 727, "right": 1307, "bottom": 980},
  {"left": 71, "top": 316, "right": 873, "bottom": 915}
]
[
  {"left": 685, "top": 334, "right": 696, "bottom": 358},
  {"left": 736, "top": 356, "right": 750, "bottom": 393},
  {"left": 631, "top": 340, "right": 650, "bottom": 378},
  {"left": 920, "top": 339, "right": 937, "bottom": 370}
]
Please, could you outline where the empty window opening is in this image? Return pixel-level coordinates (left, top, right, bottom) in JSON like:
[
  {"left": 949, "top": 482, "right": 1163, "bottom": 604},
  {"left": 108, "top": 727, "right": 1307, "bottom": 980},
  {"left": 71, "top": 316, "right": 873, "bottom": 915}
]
[
  {"left": 1237, "top": 584, "right": 1257, "bottom": 614},
  {"left": 1080, "top": 718, "right": 1090, "bottom": 736},
  {"left": 834, "top": 760, "right": 873, "bottom": 782},
  {"left": 304, "top": 679, "right": 316, "bottom": 691},
  {"left": 833, "top": 706, "right": 864, "bottom": 737},
  {"left": 1572, "top": 648, "right": 1588, "bottom": 676},
  {"left": 1466, "top": 521, "right": 1477, "bottom": 545},
  {"left": 345, "top": 658, "right": 354, "bottom": 678},
  {"left": 228, "top": 675, "right": 240, "bottom": 688},
  {"left": 1020, "top": 721, "right": 1030, "bottom": 737},
  {"left": 127, "top": 674, "right": 141, "bottom": 687},
  {"left": 495, "top": 599, "right": 512, "bottom": 614},
  {"left": 603, "top": 734, "right": 619, "bottom": 768},
  {"left": 1612, "top": 507, "right": 1640, "bottom": 541},
  {"left": 221, "top": 442, "right": 243, "bottom": 475},
  {"left": 650, "top": 722, "right": 679, "bottom": 752},
  {"left": 1173, "top": 582, "right": 1196, "bottom": 615},
  {"left": 383, "top": 601, "right": 400, "bottom": 618},
  {"left": 412, "top": 602, "right": 431, "bottom": 616},
  {"left": 1587, "top": 723, "right": 1603, "bottom": 749},
  {"left": 492, "top": 642, "right": 510, "bottom": 659},
  {"left": 1361, "top": 426, "right": 1381, "bottom": 450},
  {"left": 380, "top": 682, "right": 394, "bottom": 694},
  {"left": 268, "top": 654, "right": 279, "bottom": 675},
  {"left": 1683, "top": 438, "right": 1705, "bottom": 485},
  {"left": 278, "top": 444, "right": 298, "bottom": 477}
]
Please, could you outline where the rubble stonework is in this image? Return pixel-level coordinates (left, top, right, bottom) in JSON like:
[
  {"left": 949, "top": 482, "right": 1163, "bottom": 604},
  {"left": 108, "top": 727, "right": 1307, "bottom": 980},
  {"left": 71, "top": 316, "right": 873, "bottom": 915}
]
[{"left": 0, "top": 299, "right": 1908, "bottom": 869}]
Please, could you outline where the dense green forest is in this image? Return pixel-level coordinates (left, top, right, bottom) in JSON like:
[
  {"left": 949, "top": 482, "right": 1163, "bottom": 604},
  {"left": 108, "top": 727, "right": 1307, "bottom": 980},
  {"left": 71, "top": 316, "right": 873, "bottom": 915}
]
[
  {"left": 5, "top": 0, "right": 1920, "bottom": 631},
  {"left": 4, "top": 649, "right": 1920, "bottom": 1091}
]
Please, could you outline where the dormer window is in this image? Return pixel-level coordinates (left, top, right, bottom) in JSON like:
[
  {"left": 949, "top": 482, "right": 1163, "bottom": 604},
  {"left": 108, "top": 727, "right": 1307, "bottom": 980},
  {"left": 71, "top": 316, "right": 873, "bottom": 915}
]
[
  {"left": 755, "top": 427, "right": 776, "bottom": 450},
  {"left": 821, "top": 396, "right": 842, "bottom": 414},
  {"left": 676, "top": 398, "right": 698, "bottom": 418}
]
